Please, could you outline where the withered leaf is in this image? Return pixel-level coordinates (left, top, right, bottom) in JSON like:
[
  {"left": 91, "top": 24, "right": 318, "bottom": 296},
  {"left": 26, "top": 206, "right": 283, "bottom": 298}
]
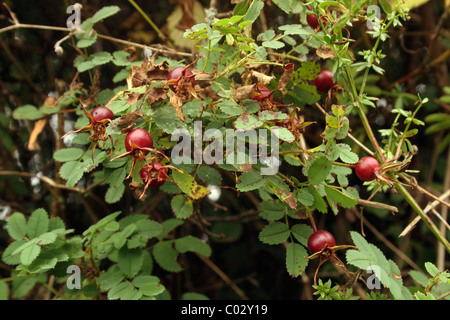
[
  {"left": 316, "top": 46, "right": 335, "bottom": 59},
  {"left": 116, "top": 109, "right": 143, "bottom": 127},
  {"left": 147, "top": 87, "right": 168, "bottom": 106},
  {"left": 169, "top": 94, "right": 185, "bottom": 121},
  {"left": 231, "top": 84, "right": 255, "bottom": 101},
  {"left": 147, "top": 61, "right": 170, "bottom": 81},
  {"left": 131, "top": 65, "right": 148, "bottom": 87},
  {"left": 278, "top": 63, "right": 294, "bottom": 91},
  {"left": 124, "top": 91, "right": 144, "bottom": 105}
]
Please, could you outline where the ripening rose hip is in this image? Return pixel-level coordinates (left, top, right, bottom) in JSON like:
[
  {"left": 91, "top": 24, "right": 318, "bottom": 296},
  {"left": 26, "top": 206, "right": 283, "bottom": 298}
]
[
  {"left": 313, "top": 70, "right": 336, "bottom": 93},
  {"left": 167, "top": 66, "right": 195, "bottom": 91},
  {"left": 139, "top": 162, "right": 168, "bottom": 188},
  {"left": 125, "top": 128, "right": 154, "bottom": 155},
  {"left": 355, "top": 156, "right": 380, "bottom": 181},
  {"left": 307, "top": 230, "right": 336, "bottom": 254},
  {"left": 90, "top": 106, "right": 115, "bottom": 123}
]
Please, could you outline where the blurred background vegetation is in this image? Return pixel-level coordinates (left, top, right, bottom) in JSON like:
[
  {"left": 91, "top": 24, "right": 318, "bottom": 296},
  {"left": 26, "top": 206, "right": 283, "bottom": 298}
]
[{"left": 0, "top": 0, "right": 449, "bottom": 299}]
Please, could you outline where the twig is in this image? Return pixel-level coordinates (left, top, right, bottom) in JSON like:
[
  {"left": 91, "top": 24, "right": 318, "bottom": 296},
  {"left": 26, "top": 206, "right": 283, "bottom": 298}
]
[
  {"left": 0, "top": 171, "right": 102, "bottom": 194},
  {"left": 195, "top": 253, "right": 249, "bottom": 300}
]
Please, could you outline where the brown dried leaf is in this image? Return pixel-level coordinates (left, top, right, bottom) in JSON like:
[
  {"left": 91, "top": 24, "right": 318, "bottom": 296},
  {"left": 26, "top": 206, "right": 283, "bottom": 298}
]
[
  {"left": 131, "top": 65, "right": 148, "bottom": 87},
  {"left": 316, "top": 46, "right": 335, "bottom": 59},
  {"left": 124, "top": 91, "right": 144, "bottom": 105},
  {"left": 169, "top": 94, "right": 185, "bottom": 121},
  {"left": 120, "top": 123, "right": 137, "bottom": 134},
  {"left": 194, "top": 72, "right": 213, "bottom": 88},
  {"left": 277, "top": 63, "right": 294, "bottom": 91},
  {"left": 147, "top": 61, "right": 170, "bottom": 81},
  {"left": 250, "top": 71, "right": 275, "bottom": 85},
  {"left": 231, "top": 84, "right": 255, "bottom": 101},
  {"left": 276, "top": 189, "right": 297, "bottom": 209},
  {"left": 239, "top": 163, "right": 253, "bottom": 173},
  {"left": 116, "top": 109, "right": 143, "bottom": 127},
  {"left": 147, "top": 87, "right": 168, "bottom": 106}
]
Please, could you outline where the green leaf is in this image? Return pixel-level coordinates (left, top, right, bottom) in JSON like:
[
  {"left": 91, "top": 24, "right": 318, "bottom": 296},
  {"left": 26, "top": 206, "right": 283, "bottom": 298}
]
[
  {"left": 346, "top": 231, "right": 412, "bottom": 300},
  {"left": 2, "top": 240, "right": 28, "bottom": 265},
  {"left": 424, "top": 262, "right": 440, "bottom": 277},
  {"left": 35, "top": 232, "right": 57, "bottom": 245},
  {"left": 76, "top": 30, "right": 97, "bottom": 48},
  {"left": 53, "top": 148, "right": 84, "bottom": 162},
  {"left": 285, "top": 242, "right": 309, "bottom": 277},
  {"left": 91, "top": 6, "right": 121, "bottom": 23},
  {"left": 291, "top": 224, "right": 314, "bottom": 247},
  {"left": 218, "top": 100, "right": 242, "bottom": 116},
  {"left": 307, "top": 156, "right": 332, "bottom": 185},
  {"left": 234, "top": 114, "right": 264, "bottom": 130},
  {"left": 83, "top": 211, "right": 121, "bottom": 237},
  {"left": 59, "top": 161, "right": 84, "bottom": 187},
  {"left": 152, "top": 241, "right": 182, "bottom": 272},
  {"left": 175, "top": 236, "right": 212, "bottom": 257},
  {"left": 107, "top": 281, "right": 142, "bottom": 300},
  {"left": 20, "top": 243, "right": 41, "bottom": 266},
  {"left": 12, "top": 274, "right": 42, "bottom": 298},
  {"left": 278, "top": 24, "right": 310, "bottom": 36},
  {"left": 324, "top": 185, "right": 357, "bottom": 209},
  {"left": 97, "top": 266, "right": 124, "bottom": 291},
  {"left": 0, "top": 280, "right": 9, "bottom": 300},
  {"left": 236, "top": 170, "right": 266, "bottom": 192},
  {"left": 259, "top": 200, "right": 286, "bottom": 221},
  {"left": 135, "top": 220, "right": 162, "bottom": 239},
  {"left": 105, "top": 183, "right": 125, "bottom": 204},
  {"left": 112, "top": 51, "right": 131, "bottom": 66},
  {"left": 26, "top": 208, "right": 49, "bottom": 239},
  {"left": 272, "top": 127, "right": 295, "bottom": 143},
  {"left": 196, "top": 166, "right": 222, "bottom": 186},
  {"left": 171, "top": 194, "right": 194, "bottom": 219},
  {"left": 133, "top": 275, "right": 165, "bottom": 297},
  {"left": 7, "top": 212, "right": 27, "bottom": 240},
  {"left": 258, "top": 222, "right": 290, "bottom": 245},
  {"left": 118, "top": 247, "right": 143, "bottom": 278},
  {"left": 243, "top": 0, "right": 264, "bottom": 23},
  {"left": 262, "top": 40, "right": 285, "bottom": 49},
  {"left": 308, "top": 185, "right": 327, "bottom": 213},
  {"left": 12, "top": 105, "right": 44, "bottom": 120}
]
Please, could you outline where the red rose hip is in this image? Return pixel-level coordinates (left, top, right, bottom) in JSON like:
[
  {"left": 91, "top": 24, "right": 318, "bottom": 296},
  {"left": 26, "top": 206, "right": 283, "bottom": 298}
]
[
  {"left": 125, "top": 128, "right": 154, "bottom": 155},
  {"left": 307, "top": 230, "right": 336, "bottom": 254},
  {"left": 139, "top": 162, "right": 168, "bottom": 188},
  {"left": 90, "top": 106, "right": 115, "bottom": 123},
  {"left": 313, "top": 70, "right": 335, "bottom": 93},
  {"left": 355, "top": 156, "right": 380, "bottom": 181}
]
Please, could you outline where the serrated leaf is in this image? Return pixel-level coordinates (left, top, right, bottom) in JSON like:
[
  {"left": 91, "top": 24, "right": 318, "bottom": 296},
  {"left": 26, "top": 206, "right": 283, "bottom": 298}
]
[
  {"left": 97, "top": 266, "right": 124, "bottom": 291},
  {"left": 26, "top": 208, "right": 49, "bottom": 239},
  {"left": 20, "top": 243, "right": 41, "bottom": 266},
  {"left": 262, "top": 40, "right": 285, "bottom": 49},
  {"left": 235, "top": 114, "right": 264, "bottom": 130},
  {"left": 171, "top": 194, "right": 194, "bottom": 219},
  {"left": 118, "top": 247, "right": 143, "bottom": 278},
  {"left": 7, "top": 212, "right": 27, "bottom": 240},
  {"left": 308, "top": 185, "right": 327, "bottom": 213},
  {"left": 243, "top": 0, "right": 264, "bottom": 23},
  {"left": 91, "top": 6, "right": 120, "bottom": 23},
  {"left": 133, "top": 275, "right": 165, "bottom": 297},
  {"left": 291, "top": 224, "right": 314, "bottom": 247},
  {"left": 272, "top": 127, "right": 295, "bottom": 143},
  {"left": 12, "top": 105, "right": 44, "bottom": 120},
  {"left": 175, "top": 236, "right": 211, "bottom": 257},
  {"left": 107, "top": 281, "right": 142, "bottom": 300},
  {"left": 135, "top": 220, "right": 162, "bottom": 239},
  {"left": 259, "top": 200, "right": 286, "bottom": 221},
  {"left": 258, "top": 222, "right": 290, "bottom": 245},
  {"left": 286, "top": 242, "right": 309, "bottom": 277},
  {"left": 324, "top": 185, "right": 357, "bottom": 209},
  {"left": 294, "top": 189, "right": 314, "bottom": 207},
  {"left": 59, "top": 161, "right": 84, "bottom": 187},
  {"left": 424, "top": 262, "right": 440, "bottom": 277},
  {"left": 152, "top": 241, "right": 182, "bottom": 272},
  {"left": 157, "top": 219, "right": 184, "bottom": 241},
  {"left": 53, "top": 148, "right": 84, "bottom": 162},
  {"left": 196, "top": 166, "right": 222, "bottom": 186},
  {"left": 2, "top": 240, "right": 28, "bottom": 265},
  {"left": 236, "top": 170, "right": 266, "bottom": 192},
  {"left": 105, "top": 183, "right": 125, "bottom": 204},
  {"left": 308, "top": 156, "right": 332, "bottom": 185},
  {"left": 35, "top": 232, "right": 57, "bottom": 245}
]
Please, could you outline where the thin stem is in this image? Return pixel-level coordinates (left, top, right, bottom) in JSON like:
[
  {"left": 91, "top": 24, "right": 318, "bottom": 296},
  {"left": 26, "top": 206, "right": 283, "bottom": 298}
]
[
  {"left": 395, "top": 183, "right": 450, "bottom": 254},
  {"left": 127, "top": 0, "right": 174, "bottom": 48}
]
